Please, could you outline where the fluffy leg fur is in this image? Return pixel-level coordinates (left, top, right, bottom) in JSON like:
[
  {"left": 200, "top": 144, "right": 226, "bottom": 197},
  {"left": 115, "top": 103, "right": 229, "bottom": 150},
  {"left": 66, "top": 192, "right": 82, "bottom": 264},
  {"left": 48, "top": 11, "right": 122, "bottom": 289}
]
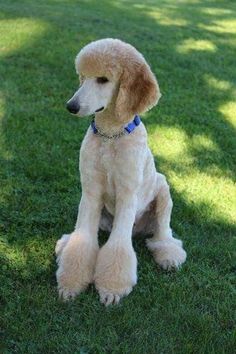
[
  {"left": 146, "top": 173, "right": 187, "bottom": 270},
  {"left": 56, "top": 231, "right": 99, "bottom": 300},
  {"left": 55, "top": 234, "right": 71, "bottom": 264},
  {"left": 56, "top": 191, "right": 102, "bottom": 300},
  {"left": 95, "top": 194, "right": 138, "bottom": 305},
  {"left": 94, "top": 240, "right": 137, "bottom": 306}
]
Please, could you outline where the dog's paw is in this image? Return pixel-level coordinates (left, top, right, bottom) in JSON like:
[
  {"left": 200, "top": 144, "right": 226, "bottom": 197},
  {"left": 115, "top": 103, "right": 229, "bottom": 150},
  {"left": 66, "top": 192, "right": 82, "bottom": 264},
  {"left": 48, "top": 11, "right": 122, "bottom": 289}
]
[
  {"left": 57, "top": 278, "right": 83, "bottom": 301},
  {"left": 56, "top": 231, "right": 99, "bottom": 300},
  {"left": 94, "top": 242, "right": 137, "bottom": 306},
  {"left": 98, "top": 286, "right": 133, "bottom": 306},
  {"left": 146, "top": 238, "right": 187, "bottom": 270}
]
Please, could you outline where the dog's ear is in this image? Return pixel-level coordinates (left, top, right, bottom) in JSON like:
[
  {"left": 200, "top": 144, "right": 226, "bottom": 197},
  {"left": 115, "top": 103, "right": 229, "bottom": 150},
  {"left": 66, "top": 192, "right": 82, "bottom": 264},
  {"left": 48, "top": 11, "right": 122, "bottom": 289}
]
[{"left": 115, "top": 62, "right": 161, "bottom": 122}]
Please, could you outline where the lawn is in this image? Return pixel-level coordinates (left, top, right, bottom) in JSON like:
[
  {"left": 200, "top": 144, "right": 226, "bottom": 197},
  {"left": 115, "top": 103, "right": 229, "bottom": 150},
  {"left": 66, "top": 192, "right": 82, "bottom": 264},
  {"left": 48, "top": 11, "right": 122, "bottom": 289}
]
[{"left": 0, "top": 0, "right": 235, "bottom": 353}]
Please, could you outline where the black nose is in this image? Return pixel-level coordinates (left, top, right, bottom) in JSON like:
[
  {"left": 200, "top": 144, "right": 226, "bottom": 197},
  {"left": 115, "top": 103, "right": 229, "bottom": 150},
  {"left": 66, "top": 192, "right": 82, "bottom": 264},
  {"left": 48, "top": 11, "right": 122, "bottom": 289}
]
[{"left": 66, "top": 101, "right": 80, "bottom": 114}]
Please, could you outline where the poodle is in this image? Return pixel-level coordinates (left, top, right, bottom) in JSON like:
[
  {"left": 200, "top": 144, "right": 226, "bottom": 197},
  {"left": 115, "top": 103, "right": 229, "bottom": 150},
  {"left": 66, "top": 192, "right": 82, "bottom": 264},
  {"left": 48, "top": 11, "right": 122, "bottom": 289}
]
[{"left": 55, "top": 38, "right": 187, "bottom": 306}]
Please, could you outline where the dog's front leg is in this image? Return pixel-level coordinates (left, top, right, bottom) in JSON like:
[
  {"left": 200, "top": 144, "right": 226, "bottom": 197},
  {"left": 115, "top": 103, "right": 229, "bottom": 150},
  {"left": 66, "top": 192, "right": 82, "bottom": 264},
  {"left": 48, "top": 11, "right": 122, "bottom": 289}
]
[
  {"left": 95, "top": 195, "right": 137, "bottom": 306},
  {"left": 55, "top": 193, "right": 102, "bottom": 300}
]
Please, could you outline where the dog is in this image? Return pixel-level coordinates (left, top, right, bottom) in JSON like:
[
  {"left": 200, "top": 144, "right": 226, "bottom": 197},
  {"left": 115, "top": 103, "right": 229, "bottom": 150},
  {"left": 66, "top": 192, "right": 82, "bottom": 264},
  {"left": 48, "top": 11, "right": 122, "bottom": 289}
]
[{"left": 55, "top": 38, "right": 187, "bottom": 306}]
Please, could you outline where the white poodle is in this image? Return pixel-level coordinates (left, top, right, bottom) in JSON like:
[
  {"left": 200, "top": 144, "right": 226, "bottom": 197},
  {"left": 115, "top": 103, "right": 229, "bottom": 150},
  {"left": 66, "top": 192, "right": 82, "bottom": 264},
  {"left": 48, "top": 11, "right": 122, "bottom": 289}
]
[{"left": 55, "top": 38, "right": 187, "bottom": 306}]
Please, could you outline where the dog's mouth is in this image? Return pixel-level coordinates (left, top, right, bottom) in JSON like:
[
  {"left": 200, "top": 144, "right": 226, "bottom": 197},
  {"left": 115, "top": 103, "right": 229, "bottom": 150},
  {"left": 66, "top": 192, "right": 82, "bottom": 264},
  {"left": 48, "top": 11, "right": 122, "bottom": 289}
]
[{"left": 95, "top": 106, "right": 104, "bottom": 113}]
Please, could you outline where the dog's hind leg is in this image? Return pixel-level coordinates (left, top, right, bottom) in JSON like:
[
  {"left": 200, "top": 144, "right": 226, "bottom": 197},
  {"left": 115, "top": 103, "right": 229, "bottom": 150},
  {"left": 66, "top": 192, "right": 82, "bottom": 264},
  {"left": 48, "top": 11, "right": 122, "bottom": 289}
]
[{"left": 146, "top": 173, "right": 187, "bottom": 270}]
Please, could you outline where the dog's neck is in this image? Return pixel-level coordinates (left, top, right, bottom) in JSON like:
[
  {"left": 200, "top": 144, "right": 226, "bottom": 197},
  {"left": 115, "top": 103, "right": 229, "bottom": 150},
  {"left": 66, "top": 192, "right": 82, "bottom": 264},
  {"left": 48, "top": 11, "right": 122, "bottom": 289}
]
[{"left": 94, "top": 102, "right": 133, "bottom": 136}]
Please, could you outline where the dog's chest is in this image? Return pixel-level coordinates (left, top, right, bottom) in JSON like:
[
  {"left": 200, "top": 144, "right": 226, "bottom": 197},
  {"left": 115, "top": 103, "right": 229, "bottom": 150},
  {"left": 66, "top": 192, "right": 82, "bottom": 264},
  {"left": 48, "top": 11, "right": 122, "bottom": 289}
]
[
  {"left": 99, "top": 141, "right": 117, "bottom": 186},
  {"left": 99, "top": 140, "right": 115, "bottom": 170},
  {"left": 96, "top": 141, "right": 118, "bottom": 213}
]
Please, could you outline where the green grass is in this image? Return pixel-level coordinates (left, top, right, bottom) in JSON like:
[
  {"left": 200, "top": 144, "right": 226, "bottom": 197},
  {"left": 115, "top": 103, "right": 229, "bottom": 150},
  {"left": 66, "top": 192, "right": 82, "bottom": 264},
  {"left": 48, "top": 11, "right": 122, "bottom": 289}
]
[{"left": 0, "top": 0, "right": 236, "bottom": 353}]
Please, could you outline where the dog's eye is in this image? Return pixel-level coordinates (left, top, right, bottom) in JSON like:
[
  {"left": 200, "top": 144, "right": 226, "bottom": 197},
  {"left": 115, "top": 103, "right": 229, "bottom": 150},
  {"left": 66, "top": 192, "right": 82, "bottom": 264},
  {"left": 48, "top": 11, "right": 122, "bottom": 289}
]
[{"left": 97, "top": 77, "right": 109, "bottom": 84}]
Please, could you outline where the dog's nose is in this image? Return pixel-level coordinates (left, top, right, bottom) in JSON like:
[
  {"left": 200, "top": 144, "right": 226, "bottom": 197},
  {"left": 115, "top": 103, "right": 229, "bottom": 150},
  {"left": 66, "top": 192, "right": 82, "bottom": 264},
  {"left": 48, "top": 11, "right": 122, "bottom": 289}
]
[{"left": 66, "top": 101, "right": 80, "bottom": 114}]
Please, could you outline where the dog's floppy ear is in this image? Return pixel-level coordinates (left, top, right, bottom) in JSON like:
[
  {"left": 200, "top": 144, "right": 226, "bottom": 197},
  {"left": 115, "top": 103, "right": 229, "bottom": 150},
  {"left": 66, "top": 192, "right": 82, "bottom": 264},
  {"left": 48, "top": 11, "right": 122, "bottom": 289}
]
[{"left": 115, "top": 62, "right": 161, "bottom": 122}]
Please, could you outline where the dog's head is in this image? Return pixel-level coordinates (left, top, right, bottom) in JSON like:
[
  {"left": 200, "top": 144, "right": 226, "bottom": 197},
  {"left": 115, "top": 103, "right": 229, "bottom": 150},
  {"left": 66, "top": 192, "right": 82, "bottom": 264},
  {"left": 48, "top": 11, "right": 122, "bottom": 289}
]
[{"left": 67, "top": 38, "right": 161, "bottom": 122}]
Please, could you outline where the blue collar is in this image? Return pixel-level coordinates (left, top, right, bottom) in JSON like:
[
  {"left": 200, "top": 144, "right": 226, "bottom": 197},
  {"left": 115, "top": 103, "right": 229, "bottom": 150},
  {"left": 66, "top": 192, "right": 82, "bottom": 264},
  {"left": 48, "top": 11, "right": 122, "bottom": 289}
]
[{"left": 91, "top": 115, "right": 141, "bottom": 140}]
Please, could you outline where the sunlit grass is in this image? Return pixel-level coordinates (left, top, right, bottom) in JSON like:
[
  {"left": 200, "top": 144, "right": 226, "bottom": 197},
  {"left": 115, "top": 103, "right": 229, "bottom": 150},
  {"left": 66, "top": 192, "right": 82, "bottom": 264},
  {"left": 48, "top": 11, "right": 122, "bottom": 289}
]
[
  {"left": 204, "top": 74, "right": 233, "bottom": 91},
  {"left": 149, "top": 127, "right": 235, "bottom": 224},
  {"left": 199, "top": 19, "right": 236, "bottom": 34},
  {"left": 176, "top": 39, "right": 216, "bottom": 53},
  {"left": 146, "top": 9, "right": 188, "bottom": 26},
  {"left": 149, "top": 126, "right": 189, "bottom": 161},
  {"left": 173, "top": 172, "right": 236, "bottom": 223},
  {"left": 219, "top": 101, "right": 236, "bottom": 127},
  {"left": 0, "top": 18, "right": 49, "bottom": 56},
  {"left": 201, "top": 7, "right": 233, "bottom": 16}
]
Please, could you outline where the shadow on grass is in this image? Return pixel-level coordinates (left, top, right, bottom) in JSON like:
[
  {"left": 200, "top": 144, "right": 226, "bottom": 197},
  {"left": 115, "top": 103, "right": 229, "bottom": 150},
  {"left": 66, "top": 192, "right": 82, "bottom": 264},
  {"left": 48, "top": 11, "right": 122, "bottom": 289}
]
[{"left": 0, "top": 0, "right": 236, "bottom": 351}]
